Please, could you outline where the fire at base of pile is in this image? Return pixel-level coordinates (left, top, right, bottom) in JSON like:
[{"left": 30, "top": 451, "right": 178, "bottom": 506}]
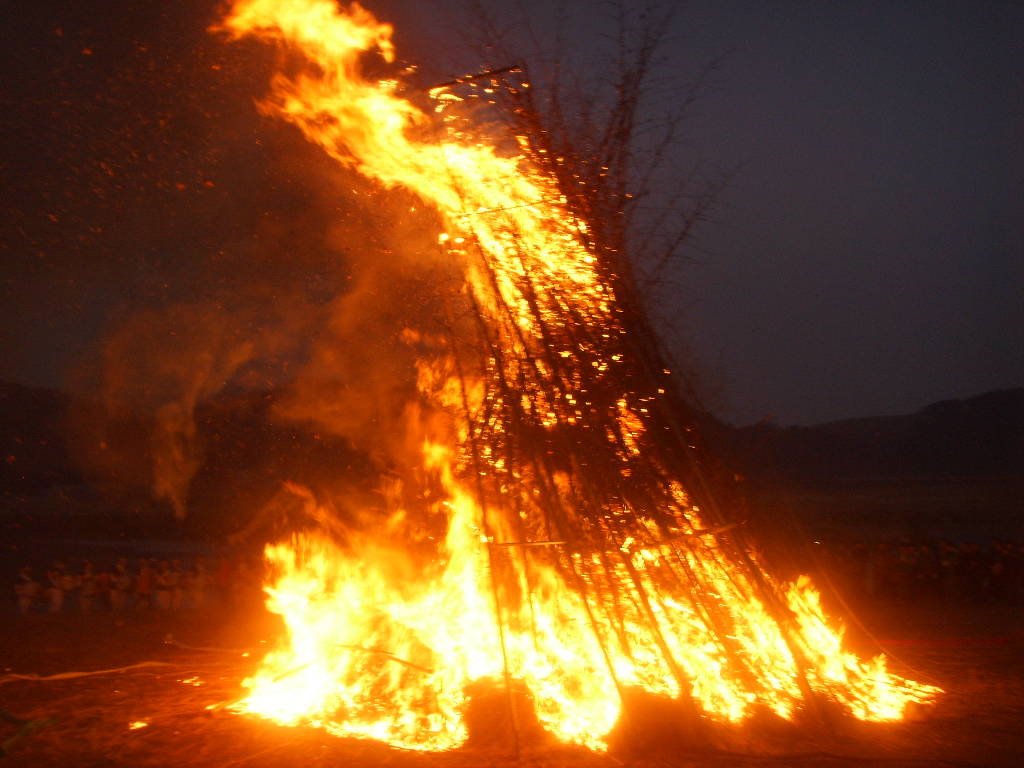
[{"left": 235, "top": 515, "right": 936, "bottom": 752}]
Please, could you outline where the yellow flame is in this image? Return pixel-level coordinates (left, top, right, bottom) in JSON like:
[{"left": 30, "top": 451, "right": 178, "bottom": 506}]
[{"left": 218, "top": 0, "right": 939, "bottom": 751}]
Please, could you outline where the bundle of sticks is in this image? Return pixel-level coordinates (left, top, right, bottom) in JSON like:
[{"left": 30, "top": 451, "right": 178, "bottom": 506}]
[{"left": 430, "top": 69, "right": 829, "bottom": 742}]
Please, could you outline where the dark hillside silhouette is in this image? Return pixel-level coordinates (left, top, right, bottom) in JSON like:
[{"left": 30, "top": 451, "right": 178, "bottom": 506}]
[
  {"left": 2, "top": 382, "right": 1021, "bottom": 540},
  {"left": 0, "top": 382, "right": 374, "bottom": 539},
  {"left": 722, "top": 389, "right": 1024, "bottom": 485},
  {"left": 0, "top": 382, "right": 82, "bottom": 493}
]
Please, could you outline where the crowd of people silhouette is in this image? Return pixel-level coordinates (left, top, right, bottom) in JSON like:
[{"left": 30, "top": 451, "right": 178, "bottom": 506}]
[
  {"left": 11, "top": 538, "right": 1024, "bottom": 616},
  {"left": 817, "top": 538, "right": 1024, "bottom": 604},
  {"left": 13, "top": 554, "right": 264, "bottom": 615}
]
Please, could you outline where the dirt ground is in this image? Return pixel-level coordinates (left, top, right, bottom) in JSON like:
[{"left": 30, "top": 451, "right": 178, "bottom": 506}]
[{"left": 0, "top": 598, "right": 1021, "bottom": 768}]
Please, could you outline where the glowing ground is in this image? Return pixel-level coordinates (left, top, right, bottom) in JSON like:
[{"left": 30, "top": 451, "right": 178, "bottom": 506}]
[{"left": 0, "top": 599, "right": 1020, "bottom": 767}]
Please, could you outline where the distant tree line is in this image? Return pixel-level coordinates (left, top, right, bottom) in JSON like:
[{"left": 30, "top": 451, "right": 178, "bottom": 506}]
[{"left": 2, "top": 382, "right": 1021, "bottom": 540}]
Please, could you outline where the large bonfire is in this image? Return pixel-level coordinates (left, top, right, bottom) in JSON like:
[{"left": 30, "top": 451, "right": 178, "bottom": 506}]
[{"left": 213, "top": 0, "right": 938, "bottom": 753}]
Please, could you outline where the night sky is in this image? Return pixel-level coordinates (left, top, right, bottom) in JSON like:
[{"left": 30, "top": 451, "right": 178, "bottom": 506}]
[{"left": 1, "top": 0, "right": 1021, "bottom": 426}]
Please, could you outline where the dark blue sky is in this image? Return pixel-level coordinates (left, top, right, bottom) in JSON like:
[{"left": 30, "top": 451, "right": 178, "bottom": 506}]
[
  {"left": 1, "top": 0, "right": 1021, "bottom": 425},
  {"left": 673, "top": 1, "right": 1023, "bottom": 424}
]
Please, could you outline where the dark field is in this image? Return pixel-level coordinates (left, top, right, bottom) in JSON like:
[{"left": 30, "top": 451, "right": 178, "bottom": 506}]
[{"left": 0, "top": 598, "right": 1021, "bottom": 768}]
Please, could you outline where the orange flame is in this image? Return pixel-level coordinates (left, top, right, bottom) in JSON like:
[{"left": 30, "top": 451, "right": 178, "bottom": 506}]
[{"left": 217, "top": 0, "right": 939, "bottom": 751}]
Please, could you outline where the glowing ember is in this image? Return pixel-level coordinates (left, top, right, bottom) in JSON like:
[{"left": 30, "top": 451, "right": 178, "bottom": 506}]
[{"left": 215, "top": 0, "right": 939, "bottom": 752}]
